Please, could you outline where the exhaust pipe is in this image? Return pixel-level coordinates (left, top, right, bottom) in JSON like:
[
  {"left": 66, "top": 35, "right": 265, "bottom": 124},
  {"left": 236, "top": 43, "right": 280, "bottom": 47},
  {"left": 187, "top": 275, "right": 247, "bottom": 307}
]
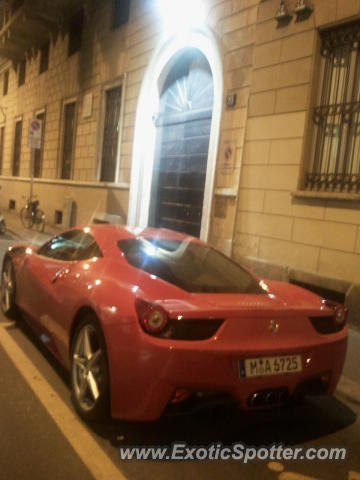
[
  {"left": 265, "top": 391, "right": 277, "bottom": 405},
  {"left": 249, "top": 392, "right": 262, "bottom": 407},
  {"left": 278, "top": 389, "right": 289, "bottom": 404},
  {"left": 248, "top": 388, "right": 289, "bottom": 408}
]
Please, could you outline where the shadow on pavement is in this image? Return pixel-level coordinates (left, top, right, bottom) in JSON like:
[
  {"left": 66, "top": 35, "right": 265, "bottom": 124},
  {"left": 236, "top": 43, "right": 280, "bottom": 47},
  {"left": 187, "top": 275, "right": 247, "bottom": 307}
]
[{"left": 91, "top": 395, "right": 356, "bottom": 448}]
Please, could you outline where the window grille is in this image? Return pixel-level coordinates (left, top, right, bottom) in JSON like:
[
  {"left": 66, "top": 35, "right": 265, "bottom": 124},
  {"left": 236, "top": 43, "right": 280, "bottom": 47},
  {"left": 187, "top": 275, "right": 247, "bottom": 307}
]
[
  {"left": 18, "top": 59, "right": 25, "bottom": 86},
  {"left": 306, "top": 21, "right": 360, "bottom": 193},
  {"left": 34, "top": 111, "right": 45, "bottom": 178},
  {"left": 39, "top": 42, "right": 49, "bottom": 74},
  {"left": 0, "top": 126, "right": 4, "bottom": 175},
  {"left": 61, "top": 102, "right": 76, "bottom": 180},
  {"left": 68, "top": 11, "right": 84, "bottom": 56},
  {"left": 13, "top": 120, "right": 22, "bottom": 177},
  {"left": 112, "top": 0, "right": 130, "bottom": 29},
  {"left": 3, "top": 70, "right": 9, "bottom": 96},
  {"left": 101, "top": 86, "right": 122, "bottom": 182}
]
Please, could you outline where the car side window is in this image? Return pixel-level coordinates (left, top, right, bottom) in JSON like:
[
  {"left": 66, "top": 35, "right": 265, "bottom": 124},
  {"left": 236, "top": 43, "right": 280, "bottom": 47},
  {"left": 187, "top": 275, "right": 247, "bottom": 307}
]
[{"left": 37, "top": 230, "right": 102, "bottom": 261}]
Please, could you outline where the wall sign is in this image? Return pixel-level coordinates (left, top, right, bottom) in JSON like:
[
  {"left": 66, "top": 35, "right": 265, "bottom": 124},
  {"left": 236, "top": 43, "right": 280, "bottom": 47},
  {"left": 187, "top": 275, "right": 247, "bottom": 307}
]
[
  {"left": 220, "top": 140, "right": 235, "bottom": 172},
  {"left": 226, "top": 93, "right": 237, "bottom": 108},
  {"left": 28, "top": 118, "right": 43, "bottom": 149},
  {"left": 82, "top": 92, "right": 93, "bottom": 118},
  {"left": 214, "top": 196, "right": 227, "bottom": 219}
]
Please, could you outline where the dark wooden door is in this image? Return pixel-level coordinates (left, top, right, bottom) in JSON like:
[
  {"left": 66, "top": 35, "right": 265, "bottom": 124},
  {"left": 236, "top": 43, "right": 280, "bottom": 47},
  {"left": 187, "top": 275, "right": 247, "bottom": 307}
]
[
  {"left": 101, "top": 86, "right": 122, "bottom": 182},
  {"left": 12, "top": 120, "right": 22, "bottom": 177},
  {"left": 61, "top": 102, "right": 76, "bottom": 179},
  {"left": 149, "top": 49, "right": 214, "bottom": 237}
]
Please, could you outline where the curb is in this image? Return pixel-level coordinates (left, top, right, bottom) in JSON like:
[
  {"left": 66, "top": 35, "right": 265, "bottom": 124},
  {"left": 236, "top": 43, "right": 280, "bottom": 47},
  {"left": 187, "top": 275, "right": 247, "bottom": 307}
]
[{"left": 335, "top": 376, "right": 360, "bottom": 406}]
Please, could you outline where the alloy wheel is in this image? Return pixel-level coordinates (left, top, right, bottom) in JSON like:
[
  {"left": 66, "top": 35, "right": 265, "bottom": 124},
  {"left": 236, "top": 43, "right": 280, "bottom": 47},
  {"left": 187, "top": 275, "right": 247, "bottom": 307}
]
[
  {"left": 1, "top": 261, "right": 15, "bottom": 314},
  {"left": 72, "top": 324, "right": 104, "bottom": 412}
]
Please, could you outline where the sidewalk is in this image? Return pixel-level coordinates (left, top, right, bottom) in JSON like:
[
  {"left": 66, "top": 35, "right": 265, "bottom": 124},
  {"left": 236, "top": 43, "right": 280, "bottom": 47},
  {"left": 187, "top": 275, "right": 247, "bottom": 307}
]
[
  {"left": 3, "top": 209, "right": 57, "bottom": 246},
  {"left": 342, "top": 326, "right": 360, "bottom": 384}
]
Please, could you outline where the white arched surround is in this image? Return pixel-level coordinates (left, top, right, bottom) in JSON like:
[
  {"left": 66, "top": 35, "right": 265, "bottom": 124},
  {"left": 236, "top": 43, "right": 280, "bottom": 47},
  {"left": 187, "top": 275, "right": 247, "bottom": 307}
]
[{"left": 127, "top": 26, "right": 224, "bottom": 241}]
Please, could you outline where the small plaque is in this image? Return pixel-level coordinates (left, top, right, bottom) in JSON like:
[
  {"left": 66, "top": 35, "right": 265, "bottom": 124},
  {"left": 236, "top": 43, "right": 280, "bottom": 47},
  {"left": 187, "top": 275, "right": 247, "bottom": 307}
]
[
  {"left": 214, "top": 197, "right": 227, "bottom": 219},
  {"left": 226, "top": 93, "right": 237, "bottom": 108},
  {"left": 82, "top": 92, "right": 93, "bottom": 119},
  {"left": 220, "top": 140, "right": 235, "bottom": 172}
]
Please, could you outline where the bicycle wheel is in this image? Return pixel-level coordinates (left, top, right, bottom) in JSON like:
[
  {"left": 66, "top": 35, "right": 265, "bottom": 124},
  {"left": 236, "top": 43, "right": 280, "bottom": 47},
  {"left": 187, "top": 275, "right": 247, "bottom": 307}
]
[
  {"left": 20, "top": 207, "right": 34, "bottom": 229},
  {"left": 35, "top": 209, "right": 45, "bottom": 233}
]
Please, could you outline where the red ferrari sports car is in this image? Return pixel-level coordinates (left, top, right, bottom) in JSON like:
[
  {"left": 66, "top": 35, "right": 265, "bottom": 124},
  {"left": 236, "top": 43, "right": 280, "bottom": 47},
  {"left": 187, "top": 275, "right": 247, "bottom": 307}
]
[{"left": 1, "top": 225, "right": 348, "bottom": 422}]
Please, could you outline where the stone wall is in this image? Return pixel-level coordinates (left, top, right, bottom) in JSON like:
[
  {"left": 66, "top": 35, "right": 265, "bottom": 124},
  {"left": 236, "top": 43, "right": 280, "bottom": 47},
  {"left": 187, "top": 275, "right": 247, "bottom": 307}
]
[
  {"left": 233, "top": 0, "right": 360, "bottom": 291},
  {"left": 0, "top": 0, "right": 145, "bottom": 221},
  {"left": 0, "top": 0, "right": 359, "bottom": 305}
]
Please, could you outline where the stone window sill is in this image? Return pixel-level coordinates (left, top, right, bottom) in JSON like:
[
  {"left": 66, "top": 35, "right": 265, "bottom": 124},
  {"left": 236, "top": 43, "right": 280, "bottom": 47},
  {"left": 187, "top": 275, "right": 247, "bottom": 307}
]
[
  {"left": 291, "top": 190, "right": 360, "bottom": 202},
  {"left": 214, "top": 187, "right": 237, "bottom": 197},
  {"left": 0, "top": 175, "right": 130, "bottom": 190}
]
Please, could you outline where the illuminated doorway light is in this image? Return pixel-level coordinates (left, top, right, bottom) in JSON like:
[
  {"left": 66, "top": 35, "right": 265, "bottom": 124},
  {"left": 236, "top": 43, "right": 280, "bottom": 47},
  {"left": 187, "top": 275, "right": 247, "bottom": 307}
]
[{"left": 157, "top": 0, "right": 206, "bottom": 31}]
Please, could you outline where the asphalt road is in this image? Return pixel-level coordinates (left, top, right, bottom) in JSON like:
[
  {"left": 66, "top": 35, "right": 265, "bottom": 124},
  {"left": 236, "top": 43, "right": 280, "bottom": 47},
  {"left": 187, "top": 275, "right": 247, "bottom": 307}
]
[{"left": 0, "top": 236, "right": 360, "bottom": 480}]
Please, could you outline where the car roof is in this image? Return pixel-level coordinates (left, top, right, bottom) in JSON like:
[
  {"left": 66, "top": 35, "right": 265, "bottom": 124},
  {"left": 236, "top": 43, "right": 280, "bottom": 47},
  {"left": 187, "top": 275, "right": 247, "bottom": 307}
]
[
  {"left": 88, "top": 224, "right": 193, "bottom": 241},
  {"left": 79, "top": 224, "right": 201, "bottom": 256}
]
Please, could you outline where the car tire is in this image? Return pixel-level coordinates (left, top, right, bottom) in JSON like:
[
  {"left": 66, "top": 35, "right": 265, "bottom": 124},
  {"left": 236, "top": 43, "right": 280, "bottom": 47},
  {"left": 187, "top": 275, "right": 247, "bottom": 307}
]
[
  {"left": 70, "top": 314, "right": 110, "bottom": 423},
  {"left": 1, "top": 259, "right": 17, "bottom": 317}
]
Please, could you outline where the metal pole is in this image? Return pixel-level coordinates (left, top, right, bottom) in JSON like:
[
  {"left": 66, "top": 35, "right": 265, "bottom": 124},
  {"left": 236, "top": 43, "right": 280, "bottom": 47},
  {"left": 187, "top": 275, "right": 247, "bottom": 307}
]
[{"left": 30, "top": 148, "right": 34, "bottom": 203}]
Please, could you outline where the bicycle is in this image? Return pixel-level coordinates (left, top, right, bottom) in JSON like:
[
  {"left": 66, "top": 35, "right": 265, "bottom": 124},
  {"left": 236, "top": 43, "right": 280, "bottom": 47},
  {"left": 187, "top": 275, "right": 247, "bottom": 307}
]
[{"left": 20, "top": 198, "right": 46, "bottom": 232}]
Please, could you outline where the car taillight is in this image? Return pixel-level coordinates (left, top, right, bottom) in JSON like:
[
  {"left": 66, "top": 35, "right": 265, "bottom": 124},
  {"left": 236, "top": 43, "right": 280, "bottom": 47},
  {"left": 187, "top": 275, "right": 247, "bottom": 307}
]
[
  {"left": 135, "top": 298, "right": 223, "bottom": 340},
  {"left": 310, "top": 301, "right": 348, "bottom": 334},
  {"left": 334, "top": 305, "right": 348, "bottom": 326},
  {"left": 324, "top": 299, "right": 348, "bottom": 326},
  {"left": 135, "top": 298, "right": 168, "bottom": 335}
]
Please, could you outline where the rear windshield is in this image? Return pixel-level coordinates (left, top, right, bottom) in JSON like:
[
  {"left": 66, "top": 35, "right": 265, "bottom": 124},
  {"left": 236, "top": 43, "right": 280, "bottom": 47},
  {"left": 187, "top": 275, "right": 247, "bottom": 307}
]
[{"left": 118, "top": 238, "right": 264, "bottom": 294}]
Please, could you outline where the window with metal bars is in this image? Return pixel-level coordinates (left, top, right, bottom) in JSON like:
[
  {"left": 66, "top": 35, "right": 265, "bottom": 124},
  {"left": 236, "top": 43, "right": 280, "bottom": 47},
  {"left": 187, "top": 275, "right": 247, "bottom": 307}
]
[
  {"left": 33, "top": 111, "right": 45, "bottom": 178},
  {"left": 18, "top": 59, "right": 25, "bottom": 87},
  {"left": 39, "top": 41, "right": 49, "bottom": 74},
  {"left": 68, "top": 10, "right": 84, "bottom": 57},
  {"left": 306, "top": 21, "right": 360, "bottom": 193},
  {"left": 101, "top": 85, "right": 122, "bottom": 182},
  {"left": 3, "top": 70, "right": 9, "bottom": 96},
  {"left": 12, "top": 119, "right": 22, "bottom": 177},
  {"left": 11, "top": 0, "right": 24, "bottom": 15},
  {"left": 112, "top": 0, "right": 130, "bottom": 29},
  {"left": 0, "top": 126, "right": 4, "bottom": 176},
  {"left": 61, "top": 102, "right": 76, "bottom": 180}
]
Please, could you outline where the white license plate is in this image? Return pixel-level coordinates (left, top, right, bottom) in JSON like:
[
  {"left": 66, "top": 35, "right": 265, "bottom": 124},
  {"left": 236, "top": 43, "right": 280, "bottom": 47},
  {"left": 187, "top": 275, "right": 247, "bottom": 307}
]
[{"left": 240, "top": 355, "right": 302, "bottom": 378}]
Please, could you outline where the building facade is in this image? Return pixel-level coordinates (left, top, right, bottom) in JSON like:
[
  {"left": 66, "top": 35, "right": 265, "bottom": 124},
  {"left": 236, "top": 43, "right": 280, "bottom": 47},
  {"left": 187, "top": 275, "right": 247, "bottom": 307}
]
[{"left": 0, "top": 0, "right": 359, "bottom": 317}]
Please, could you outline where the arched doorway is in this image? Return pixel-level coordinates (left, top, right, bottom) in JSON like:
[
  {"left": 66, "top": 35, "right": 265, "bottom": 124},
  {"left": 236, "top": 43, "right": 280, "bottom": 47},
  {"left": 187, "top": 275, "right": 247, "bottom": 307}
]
[
  {"left": 148, "top": 49, "right": 214, "bottom": 237},
  {"left": 128, "top": 27, "right": 223, "bottom": 241}
]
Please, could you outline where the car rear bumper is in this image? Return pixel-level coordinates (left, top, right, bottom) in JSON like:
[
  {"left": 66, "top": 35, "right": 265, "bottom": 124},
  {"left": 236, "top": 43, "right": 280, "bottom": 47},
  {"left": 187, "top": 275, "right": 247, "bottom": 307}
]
[{"left": 108, "top": 327, "right": 348, "bottom": 421}]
